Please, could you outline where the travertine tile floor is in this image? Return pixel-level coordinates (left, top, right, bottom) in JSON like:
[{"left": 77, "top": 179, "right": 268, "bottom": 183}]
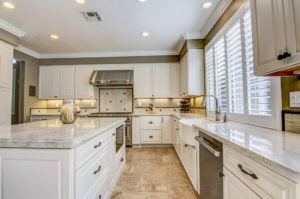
[{"left": 111, "top": 148, "right": 198, "bottom": 199}]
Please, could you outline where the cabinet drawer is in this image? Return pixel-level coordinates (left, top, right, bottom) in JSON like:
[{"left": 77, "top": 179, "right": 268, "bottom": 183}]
[
  {"left": 76, "top": 147, "right": 109, "bottom": 199},
  {"left": 75, "top": 129, "right": 112, "bottom": 169},
  {"left": 141, "top": 130, "right": 161, "bottom": 143},
  {"left": 141, "top": 116, "right": 162, "bottom": 129},
  {"left": 224, "top": 146, "right": 297, "bottom": 199},
  {"left": 88, "top": 172, "right": 109, "bottom": 199}
]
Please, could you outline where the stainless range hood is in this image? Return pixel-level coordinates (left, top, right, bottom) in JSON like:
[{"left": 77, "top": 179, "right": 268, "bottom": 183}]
[{"left": 89, "top": 70, "right": 133, "bottom": 87}]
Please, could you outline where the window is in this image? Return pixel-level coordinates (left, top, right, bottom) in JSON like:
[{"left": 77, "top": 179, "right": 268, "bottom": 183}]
[{"left": 205, "top": 3, "right": 281, "bottom": 129}]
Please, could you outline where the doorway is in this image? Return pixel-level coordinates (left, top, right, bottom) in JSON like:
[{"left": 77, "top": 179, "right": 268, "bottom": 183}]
[{"left": 11, "top": 59, "right": 25, "bottom": 124}]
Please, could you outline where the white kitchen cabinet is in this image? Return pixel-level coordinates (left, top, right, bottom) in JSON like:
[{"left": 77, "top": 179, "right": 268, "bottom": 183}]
[
  {"left": 75, "top": 65, "right": 95, "bottom": 99},
  {"left": 134, "top": 64, "right": 153, "bottom": 98},
  {"left": 250, "top": 0, "right": 300, "bottom": 75},
  {"left": 224, "top": 146, "right": 298, "bottom": 199},
  {"left": 153, "top": 64, "right": 171, "bottom": 98},
  {"left": 171, "top": 63, "right": 180, "bottom": 98},
  {"left": 134, "top": 63, "right": 180, "bottom": 98},
  {"left": 0, "top": 41, "right": 13, "bottom": 89},
  {"left": 39, "top": 66, "right": 59, "bottom": 99},
  {"left": 180, "top": 121, "right": 199, "bottom": 192},
  {"left": 223, "top": 167, "right": 261, "bottom": 199},
  {"left": 140, "top": 116, "right": 162, "bottom": 129},
  {"left": 0, "top": 88, "right": 11, "bottom": 125},
  {"left": 59, "top": 66, "right": 75, "bottom": 99},
  {"left": 162, "top": 116, "right": 172, "bottom": 144},
  {"left": 179, "top": 49, "right": 204, "bottom": 97},
  {"left": 132, "top": 116, "right": 141, "bottom": 145},
  {"left": 141, "top": 130, "right": 162, "bottom": 144}
]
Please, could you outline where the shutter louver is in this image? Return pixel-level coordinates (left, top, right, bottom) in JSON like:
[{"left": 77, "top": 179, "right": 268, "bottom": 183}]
[
  {"left": 214, "top": 37, "right": 227, "bottom": 112},
  {"left": 226, "top": 20, "right": 245, "bottom": 114},
  {"left": 205, "top": 48, "right": 215, "bottom": 111},
  {"left": 243, "top": 10, "right": 272, "bottom": 116}
]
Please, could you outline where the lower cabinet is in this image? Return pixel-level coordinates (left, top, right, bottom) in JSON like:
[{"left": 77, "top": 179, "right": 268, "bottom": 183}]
[
  {"left": 132, "top": 115, "right": 173, "bottom": 145},
  {"left": 223, "top": 146, "right": 298, "bottom": 199},
  {"left": 0, "top": 123, "right": 126, "bottom": 199},
  {"left": 223, "top": 167, "right": 261, "bottom": 199}
]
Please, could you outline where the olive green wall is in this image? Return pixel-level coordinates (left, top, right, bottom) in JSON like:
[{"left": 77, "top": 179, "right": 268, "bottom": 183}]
[
  {"left": 39, "top": 55, "right": 179, "bottom": 65},
  {"left": 0, "top": 28, "right": 19, "bottom": 46},
  {"left": 281, "top": 77, "right": 300, "bottom": 110}
]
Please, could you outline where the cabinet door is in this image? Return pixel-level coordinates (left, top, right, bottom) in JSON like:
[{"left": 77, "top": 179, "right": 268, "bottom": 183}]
[
  {"left": 224, "top": 167, "right": 262, "bottom": 199},
  {"left": 250, "top": 0, "right": 287, "bottom": 75},
  {"left": 59, "top": 66, "right": 75, "bottom": 99},
  {"left": 132, "top": 116, "right": 141, "bottom": 145},
  {"left": 152, "top": 63, "right": 171, "bottom": 98},
  {"left": 171, "top": 63, "right": 180, "bottom": 98},
  {"left": 39, "top": 66, "right": 59, "bottom": 99},
  {"left": 187, "top": 50, "right": 204, "bottom": 96},
  {"left": 284, "top": 0, "right": 300, "bottom": 66},
  {"left": 179, "top": 54, "right": 188, "bottom": 96},
  {"left": 162, "top": 116, "right": 172, "bottom": 144},
  {"left": 134, "top": 64, "right": 153, "bottom": 98},
  {"left": 0, "top": 88, "right": 11, "bottom": 124},
  {"left": 75, "top": 65, "right": 94, "bottom": 99},
  {"left": 0, "top": 41, "right": 13, "bottom": 89}
]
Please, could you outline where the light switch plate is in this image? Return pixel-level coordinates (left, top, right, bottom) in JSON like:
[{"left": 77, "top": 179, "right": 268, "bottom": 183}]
[{"left": 290, "top": 91, "right": 300, "bottom": 108}]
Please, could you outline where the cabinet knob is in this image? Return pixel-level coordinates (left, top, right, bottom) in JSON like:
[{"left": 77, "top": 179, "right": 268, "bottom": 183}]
[
  {"left": 120, "top": 158, "right": 124, "bottom": 162},
  {"left": 149, "top": 121, "right": 153, "bottom": 124},
  {"left": 283, "top": 52, "right": 291, "bottom": 59},
  {"left": 149, "top": 135, "right": 154, "bottom": 138},
  {"left": 98, "top": 194, "right": 102, "bottom": 199},
  {"left": 54, "top": 96, "right": 57, "bottom": 98}
]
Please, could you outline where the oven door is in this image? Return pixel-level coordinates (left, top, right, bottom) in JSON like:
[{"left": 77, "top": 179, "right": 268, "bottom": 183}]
[{"left": 116, "top": 124, "right": 125, "bottom": 153}]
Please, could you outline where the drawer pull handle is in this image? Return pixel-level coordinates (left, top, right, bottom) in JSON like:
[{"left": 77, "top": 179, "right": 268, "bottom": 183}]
[
  {"left": 94, "top": 142, "right": 102, "bottom": 148},
  {"left": 98, "top": 194, "right": 101, "bottom": 199},
  {"left": 93, "top": 165, "right": 101, "bottom": 175},
  {"left": 185, "top": 144, "right": 196, "bottom": 149},
  {"left": 112, "top": 133, "right": 116, "bottom": 136},
  {"left": 121, "top": 158, "right": 124, "bottom": 162},
  {"left": 238, "top": 164, "right": 258, "bottom": 180},
  {"left": 149, "top": 121, "right": 153, "bottom": 124},
  {"left": 149, "top": 136, "right": 154, "bottom": 138}
]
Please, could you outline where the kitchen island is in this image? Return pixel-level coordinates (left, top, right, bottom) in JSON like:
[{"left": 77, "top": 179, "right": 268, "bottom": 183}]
[{"left": 0, "top": 118, "right": 126, "bottom": 199}]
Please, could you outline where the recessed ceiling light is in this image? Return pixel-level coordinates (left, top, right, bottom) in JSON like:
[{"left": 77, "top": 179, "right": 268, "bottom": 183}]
[
  {"left": 141, "top": 32, "right": 149, "bottom": 37},
  {"left": 202, "top": 2, "right": 212, "bottom": 9},
  {"left": 137, "top": 0, "right": 147, "bottom": 3},
  {"left": 3, "top": 2, "right": 15, "bottom": 9},
  {"left": 75, "top": 0, "right": 85, "bottom": 5},
  {"left": 50, "top": 34, "right": 59, "bottom": 40}
]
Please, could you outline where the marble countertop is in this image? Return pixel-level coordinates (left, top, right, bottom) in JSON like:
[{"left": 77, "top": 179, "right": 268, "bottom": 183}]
[
  {"left": 190, "top": 118, "right": 300, "bottom": 181},
  {"left": 0, "top": 118, "right": 126, "bottom": 149}
]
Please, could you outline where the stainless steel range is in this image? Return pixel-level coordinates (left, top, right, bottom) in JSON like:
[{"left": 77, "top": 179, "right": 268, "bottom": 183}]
[{"left": 88, "top": 113, "right": 132, "bottom": 147}]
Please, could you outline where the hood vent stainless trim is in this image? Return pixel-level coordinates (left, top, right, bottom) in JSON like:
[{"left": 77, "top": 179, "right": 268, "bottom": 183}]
[{"left": 89, "top": 70, "right": 133, "bottom": 87}]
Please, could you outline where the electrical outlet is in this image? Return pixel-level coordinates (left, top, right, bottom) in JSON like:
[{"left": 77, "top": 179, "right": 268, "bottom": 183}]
[{"left": 290, "top": 91, "right": 300, "bottom": 108}]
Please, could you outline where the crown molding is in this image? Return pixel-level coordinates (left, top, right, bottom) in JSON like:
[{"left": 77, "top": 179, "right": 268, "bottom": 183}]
[
  {"left": 38, "top": 50, "right": 178, "bottom": 59},
  {"left": 200, "top": 0, "right": 233, "bottom": 37},
  {"left": 0, "top": 19, "right": 26, "bottom": 38},
  {"left": 183, "top": 32, "right": 203, "bottom": 40},
  {"left": 15, "top": 45, "right": 40, "bottom": 58},
  {"left": 176, "top": 35, "right": 186, "bottom": 54}
]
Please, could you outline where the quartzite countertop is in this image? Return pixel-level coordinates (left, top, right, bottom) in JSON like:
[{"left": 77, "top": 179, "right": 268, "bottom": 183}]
[
  {"left": 0, "top": 118, "right": 126, "bottom": 149},
  {"left": 191, "top": 118, "right": 300, "bottom": 181}
]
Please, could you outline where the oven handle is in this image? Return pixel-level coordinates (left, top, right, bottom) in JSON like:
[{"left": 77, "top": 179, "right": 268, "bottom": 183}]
[{"left": 195, "top": 136, "right": 221, "bottom": 157}]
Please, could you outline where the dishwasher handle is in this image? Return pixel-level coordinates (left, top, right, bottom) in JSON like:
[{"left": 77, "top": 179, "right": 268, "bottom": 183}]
[{"left": 195, "top": 136, "right": 221, "bottom": 157}]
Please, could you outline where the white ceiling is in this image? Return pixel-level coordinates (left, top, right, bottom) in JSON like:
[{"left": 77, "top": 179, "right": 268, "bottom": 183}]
[{"left": 0, "top": 0, "right": 225, "bottom": 57}]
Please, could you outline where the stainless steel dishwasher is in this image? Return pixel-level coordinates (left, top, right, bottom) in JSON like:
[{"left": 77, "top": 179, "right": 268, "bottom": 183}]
[{"left": 195, "top": 131, "right": 223, "bottom": 199}]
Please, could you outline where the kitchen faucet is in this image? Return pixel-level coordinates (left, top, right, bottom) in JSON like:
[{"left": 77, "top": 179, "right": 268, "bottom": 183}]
[{"left": 202, "top": 95, "right": 226, "bottom": 122}]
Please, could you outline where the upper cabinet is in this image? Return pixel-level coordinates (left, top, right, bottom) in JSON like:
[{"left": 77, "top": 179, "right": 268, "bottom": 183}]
[
  {"left": 179, "top": 49, "right": 205, "bottom": 97},
  {"left": 134, "top": 63, "right": 180, "bottom": 98},
  {"left": 39, "top": 65, "right": 76, "bottom": 99},
  {"left": 75, "top": 65, "right": 95, "bottom": 99},
  {"left": 0, "top": 41, "right": 13, "bottom": 89},
  {"left": 39, "top": 66, "right": 60, "bottom": 99},
  {"left": 250, "top": 0, "right": 300, "bottom": 75},
  {"left": 134, "top": 64, "right": 153, "bottom": 98}
]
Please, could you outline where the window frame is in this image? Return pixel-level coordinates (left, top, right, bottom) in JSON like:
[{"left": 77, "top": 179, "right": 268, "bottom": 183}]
[{"left": 204, "top": 2, "right": 282, "bottom": 130}]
